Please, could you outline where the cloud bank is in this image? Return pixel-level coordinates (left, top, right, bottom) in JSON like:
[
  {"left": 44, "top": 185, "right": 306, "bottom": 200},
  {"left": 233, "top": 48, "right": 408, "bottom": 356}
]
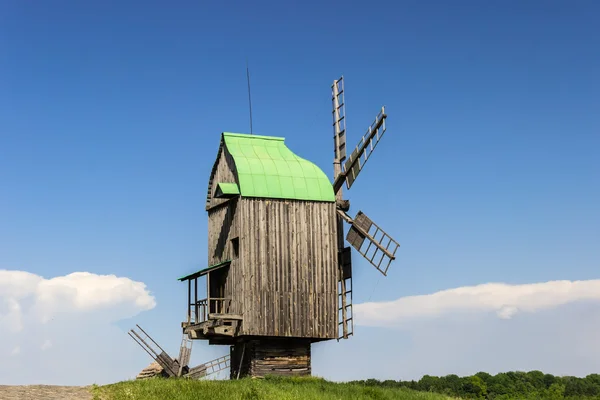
[
  {"left": 314, "top": 279, "right": 600, "bottom": 382},
  {"left": 354, "top": 279, "right": 600, "bottom": 327},
  {"left": 0, "top": 269, "right": 156, "bottom": 385},
  {"left": 0, "top": 270, "right": 155, "bottom": 327}
]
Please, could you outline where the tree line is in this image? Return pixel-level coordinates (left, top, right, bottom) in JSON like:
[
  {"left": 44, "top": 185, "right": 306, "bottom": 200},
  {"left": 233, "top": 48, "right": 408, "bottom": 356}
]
[{"left": 351, "top": 371, "right": 600, "bottom": 399}]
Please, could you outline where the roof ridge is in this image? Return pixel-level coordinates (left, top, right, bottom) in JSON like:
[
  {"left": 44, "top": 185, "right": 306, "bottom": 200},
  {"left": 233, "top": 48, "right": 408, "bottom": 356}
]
[{"left": 222, "top": 132, "right": 284, "bottom": 141}]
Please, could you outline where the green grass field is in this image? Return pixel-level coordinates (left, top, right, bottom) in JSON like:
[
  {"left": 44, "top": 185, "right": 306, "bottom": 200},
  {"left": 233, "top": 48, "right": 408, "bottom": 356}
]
[{"left": 92, "top": 376, "right": 456, "bottom": 400}]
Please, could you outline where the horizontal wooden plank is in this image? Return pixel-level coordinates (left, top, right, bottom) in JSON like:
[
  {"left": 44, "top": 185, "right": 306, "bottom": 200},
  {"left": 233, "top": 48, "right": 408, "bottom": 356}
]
[{"left": 208, "top": 313, "right": 243, "bottom": 320}]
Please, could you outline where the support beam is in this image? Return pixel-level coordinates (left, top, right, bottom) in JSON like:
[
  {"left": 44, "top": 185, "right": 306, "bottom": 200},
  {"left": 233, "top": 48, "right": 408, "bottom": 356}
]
[{"left": 187, "top": 280, "right": 191, "bottom": 324}]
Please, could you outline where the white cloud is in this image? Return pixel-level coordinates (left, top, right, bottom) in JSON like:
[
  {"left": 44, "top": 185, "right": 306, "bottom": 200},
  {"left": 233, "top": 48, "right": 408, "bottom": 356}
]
[
  {"left": 0, "top": 269, "right": 156, "bottom": 385},
  {"left": 354, "top": 279, "right": 600, "bottom": 327},
  {"left": 31, "top": 271, "right": 156, "bottom": 324},
  {"left": 40, "top": 339, "right": 52, "bottom": 351},
  {"left": 1, "top": 298, "right": 24, "bottom": 333},
  {"left": 314, "top": 279, "right": 600, "bottom": 382}
]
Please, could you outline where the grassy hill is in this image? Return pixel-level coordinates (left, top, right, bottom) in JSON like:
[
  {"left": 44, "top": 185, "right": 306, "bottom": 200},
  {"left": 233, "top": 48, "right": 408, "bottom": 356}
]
[{"left": 91, "top": 376, "right": 456, "bottom": 400}]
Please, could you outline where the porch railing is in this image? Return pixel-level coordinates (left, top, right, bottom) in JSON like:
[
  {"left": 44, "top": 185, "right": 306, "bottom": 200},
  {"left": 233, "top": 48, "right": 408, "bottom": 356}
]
[{"left": 188, "top": 298, "right": 232, "bottom": 325}]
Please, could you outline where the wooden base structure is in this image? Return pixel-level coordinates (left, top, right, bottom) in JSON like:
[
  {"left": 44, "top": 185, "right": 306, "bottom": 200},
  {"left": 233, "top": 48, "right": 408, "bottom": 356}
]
[{"left": 230, "top": 338, "right": 311, "bottom": 379}]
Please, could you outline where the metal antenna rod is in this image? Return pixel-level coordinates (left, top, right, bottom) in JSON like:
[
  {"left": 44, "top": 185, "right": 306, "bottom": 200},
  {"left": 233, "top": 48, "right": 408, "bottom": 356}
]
[{"left": 246, "top": 58, "right": 253, "bottom": 134}]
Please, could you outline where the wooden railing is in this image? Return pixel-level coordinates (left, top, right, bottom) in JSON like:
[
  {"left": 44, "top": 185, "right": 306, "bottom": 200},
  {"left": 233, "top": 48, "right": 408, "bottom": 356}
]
[
  {"left": 191, "top": 298, "right": 208, "bottom": 324},
  {"left": 188, "top": 298, "right": 232, "bottom": 324},
  {"left": 209, "top": 297, "right": 232, "bottom": 315}
]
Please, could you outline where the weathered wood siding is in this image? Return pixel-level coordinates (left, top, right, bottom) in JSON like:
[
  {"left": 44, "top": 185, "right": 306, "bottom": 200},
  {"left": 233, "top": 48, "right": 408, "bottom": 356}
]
[
  {"left": 208, "top": 200, "right": 239, "bottom": 266},
  {"left": 204, "top": 144, "right": 338, "bottom": 340},
  {"left": 230, "top": 339, "right": 311, "bottom": 378},
  {"left": 207, "top": 198, "right": 241, "bottom": 315},
  {"left": 206, "top": 144, "right": 239, "bottom": 313},
  {"left": 238, "top": 198, "right": 338, "bottom": 339},
  {"left": 206, "top": 146, "right": 237, "bottom": 210}
]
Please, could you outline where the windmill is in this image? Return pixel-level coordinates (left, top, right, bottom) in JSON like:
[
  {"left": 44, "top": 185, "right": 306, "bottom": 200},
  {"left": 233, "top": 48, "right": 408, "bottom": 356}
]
[
  {"left": 330, "top": 76, "right": 400, "bottom": 339},
  {"left": 164, "top": 75, "right": 401, "bottom": 379}
]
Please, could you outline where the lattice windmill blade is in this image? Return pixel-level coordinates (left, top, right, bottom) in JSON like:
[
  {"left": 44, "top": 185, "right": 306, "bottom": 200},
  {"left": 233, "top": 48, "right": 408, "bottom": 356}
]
[
  {"left": 339, "top": 210, "right": 400, "bottom": 276},
  {"left": 128, "top": 324, "right": 180, "bottom": 377},
  {"left": 177, "top": 334, "right": 193, "bottom": 376},
  {"left": 333, "top": 107, "right": 387, "bottom": 193},
  {"left": 332, "top": 76, "right": 347, "bottom": 169},
  {"left": 183, "top": 354, "right": 231, "bottom": 380},
  {"left": 203, "top": 354, "right": 231, "bottom": 377}
]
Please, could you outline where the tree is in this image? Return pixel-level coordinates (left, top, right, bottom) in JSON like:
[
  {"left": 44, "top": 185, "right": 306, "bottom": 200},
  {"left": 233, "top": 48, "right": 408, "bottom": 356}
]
[
  {"left": 543, "top": 373, "right": 557, "bottom": 388},
  {"left": 419, "top": 375, "right": 442, "bottom": 392},
  {"left": 443, "top": 374, "right": 462, "bottom": 395},
  {"left": 461, "top": 375, "right": 488, "bottom": 399},
  {"left": 488, "top": 372, "right": 516, "bottom": 397},
  {"left": 547, "top": 382, "right": 565, "bottom": 400},
  {"left": 476, "top": 371, "right": 493, "bottom": 384},
  {"left": 525, "top": 370, "right": 546, "bottom": 390}
]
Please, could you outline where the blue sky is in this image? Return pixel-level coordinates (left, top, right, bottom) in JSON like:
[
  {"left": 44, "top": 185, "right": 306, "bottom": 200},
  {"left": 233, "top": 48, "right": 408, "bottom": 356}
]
[{"left": 1, "top": 0, "right": 599, "bottom": 385}]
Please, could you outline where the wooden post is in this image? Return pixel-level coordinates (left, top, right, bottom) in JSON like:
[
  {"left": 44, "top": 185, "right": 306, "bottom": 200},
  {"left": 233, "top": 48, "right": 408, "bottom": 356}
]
[
  {"left": 187, "top": 279, "right": 191, "bottom": 324},
  {"left": 236, "top": 343, "right": 245, "bottom": 380},
  {"left": 207, "top": 272, "right": 211, "bottom": 315},
  {"left": 194, "top": 277, "right": 198, "bottom": 323}
]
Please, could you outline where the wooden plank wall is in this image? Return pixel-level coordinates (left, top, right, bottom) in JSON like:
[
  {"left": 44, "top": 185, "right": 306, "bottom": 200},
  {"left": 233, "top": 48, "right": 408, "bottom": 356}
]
[
  {"left": 207, "top": 199, "right": 241, "bottom": 316},
  {"left": 205, "top": 138, "right": 243, "bottom": 317},
  {"left": 230, "top": 339, "right": 311, "bottom": 378},
  {"left": 208, "top": 200, "right": 238, "bottom": 266},
  {"left": 238, "top": 198, "right": 338, "bottom": 340},
  {"left": 206, "top": 146, "right": 237, "bottom": 210}
]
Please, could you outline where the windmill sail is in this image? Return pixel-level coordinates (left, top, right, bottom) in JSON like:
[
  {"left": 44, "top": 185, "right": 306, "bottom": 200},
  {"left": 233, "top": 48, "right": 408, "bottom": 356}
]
[
  {"left": 177, "top": 334, "right": 193, "bottom": 376},
  {"left": 333, "top": 107, "right": 387, "bottom": 193},
  {"left": 344, "top": 210, "right": 400, "bottom": 276},
  {"left": 128, "top": 324, "right": 179, "bottom": 377},
  {"left": 129, "top": 324, "right": 232, "bottom": 380},
  {"left": 332, "top": 76, "right": 347, "bottom": 168}
]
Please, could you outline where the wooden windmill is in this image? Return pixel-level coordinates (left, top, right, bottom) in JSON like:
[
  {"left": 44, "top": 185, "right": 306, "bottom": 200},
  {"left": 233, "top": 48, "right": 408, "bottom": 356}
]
[{"left": 177, "top": 75, "right": 400, "bottom": 379}]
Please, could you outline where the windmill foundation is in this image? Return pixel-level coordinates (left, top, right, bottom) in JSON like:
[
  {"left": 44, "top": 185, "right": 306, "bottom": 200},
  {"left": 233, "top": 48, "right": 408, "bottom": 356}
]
[{"left": 230, "top": 338, "right": 311, "bottom": 379}]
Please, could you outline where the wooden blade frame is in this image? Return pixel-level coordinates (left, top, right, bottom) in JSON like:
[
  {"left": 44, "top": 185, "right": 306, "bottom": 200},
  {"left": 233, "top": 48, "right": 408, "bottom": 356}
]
[
  {"left": 337, "top": 246, "right": 353, "bottom": 340},
  {"left": 177, "top": 334, "right": 193, "bottom": 376},
  {"left": 202, "top": 354, "right": 231, "bottom": 377},
  {"left": 333, "top": 107, "right": 387, "bottom": 193},
  {"left": 332, "top": 76, "right": 351, "bottom": 340},
  {"left": 128, "top": 324, "right": 179, "bottom": 377},
  {"left": 332, "top": 76, "right": 347, "bottom": 167},
  {"left": 343, "top": 210, "right": 400, "bottom": 276}
]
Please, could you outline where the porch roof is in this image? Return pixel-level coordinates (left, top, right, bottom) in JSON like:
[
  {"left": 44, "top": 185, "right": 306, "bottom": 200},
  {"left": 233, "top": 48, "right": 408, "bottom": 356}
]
[{"left": 177, "top": 260, "right": 231, "bottom": 281}]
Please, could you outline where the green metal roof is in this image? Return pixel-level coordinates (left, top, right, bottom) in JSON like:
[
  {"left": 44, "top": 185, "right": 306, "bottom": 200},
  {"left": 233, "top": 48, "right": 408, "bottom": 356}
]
[
  {"left": 221, "top": 132, "right": 335, "bottom": 202},
  {"left": 178, "top": 260, "right": 231, "bottom": 281},
  {"left": 215, "top": 182, "right": 240, "bottom": 198}
]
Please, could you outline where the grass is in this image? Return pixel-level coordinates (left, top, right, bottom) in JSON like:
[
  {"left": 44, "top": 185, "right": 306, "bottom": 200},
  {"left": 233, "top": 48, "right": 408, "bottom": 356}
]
[{"left": 92, "top": 376, "right": 457, "bottom": 400}]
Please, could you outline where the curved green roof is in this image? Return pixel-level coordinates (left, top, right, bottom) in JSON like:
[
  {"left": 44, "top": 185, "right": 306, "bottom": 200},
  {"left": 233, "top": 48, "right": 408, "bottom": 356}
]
[{"left": 221, "top": 132, "right": 335, "bottom": 202}]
